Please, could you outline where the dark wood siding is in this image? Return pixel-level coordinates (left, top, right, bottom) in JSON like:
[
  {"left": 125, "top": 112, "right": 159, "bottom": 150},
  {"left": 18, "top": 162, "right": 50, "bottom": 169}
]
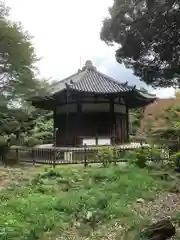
[{"left": 54, "top": 112, "right": 128, "bottom": 146}]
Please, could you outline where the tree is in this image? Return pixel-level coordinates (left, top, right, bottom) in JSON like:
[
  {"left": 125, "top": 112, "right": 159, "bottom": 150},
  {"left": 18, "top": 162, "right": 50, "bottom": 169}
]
[
  {"left": 100, "top": 0, "right": 180, "bottom": 88},
  {"left": 129, "top": 108, "right": 144, "bottom": 135},
  {"left": 148, "top": 105, "right": 180, "bottom": 150},
  {"left": 0, "top": 77, "right": 53, "bottom": 147},
  {"left": 0, "top": 2, "right": 55, "bottom": 158},
  {"left": 0, "top": 1, "right": 38, "bottom": 107},
  {"left": 175, "top": 90, "right": 180, "bottom": 98},
  {"left": 28, "top": 116, "right": 53, "bottom": 145},
  {"left": 0, "top": 103, "right": 53, "bottom": 147}
]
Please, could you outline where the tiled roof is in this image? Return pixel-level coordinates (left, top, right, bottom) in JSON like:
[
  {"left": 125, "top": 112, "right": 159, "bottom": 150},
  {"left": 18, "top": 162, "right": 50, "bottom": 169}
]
[
  {"left": 135, "top": 90, "right": 157, "bottom": 99},
  {"left": 51, "top": 66, "right": 131, "bottom": 94},
  {"left": 50, "top": 61, "right": 156, "bottom": 100},
  {"left": 67, "top": 68, "right": 131, "bottom": 93},
  {"left": 31, "top": 60, "right": 156, "bottom": 105},
  {"left": 50, "top": 70, "right": 86, "bottom": 94}
]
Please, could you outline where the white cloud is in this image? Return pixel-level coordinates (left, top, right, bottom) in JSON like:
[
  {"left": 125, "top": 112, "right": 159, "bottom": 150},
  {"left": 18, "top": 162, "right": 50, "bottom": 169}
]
[
  {"left": 151, "top": 87, "right": 175, "bottom": 99},
  {"left": 4, "top": 0, "right": 175, "bottom": 99}
]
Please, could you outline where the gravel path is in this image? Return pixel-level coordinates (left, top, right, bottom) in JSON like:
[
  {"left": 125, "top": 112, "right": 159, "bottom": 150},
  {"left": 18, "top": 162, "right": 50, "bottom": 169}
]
[
  {"left": 134, "top": 193, "right": 180, "bottom": 220},
  {"left": 133, "top": 193, "right": 180, "bottom": 239}
]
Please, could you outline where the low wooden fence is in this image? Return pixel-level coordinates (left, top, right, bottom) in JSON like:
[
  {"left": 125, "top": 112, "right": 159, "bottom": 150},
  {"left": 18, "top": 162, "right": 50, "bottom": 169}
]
[
  {"left": 0, "top": 144, "right": 145, "bottom": 167},
  {"left": 0, "top": 143, "right": 169, "bottom": 167}
]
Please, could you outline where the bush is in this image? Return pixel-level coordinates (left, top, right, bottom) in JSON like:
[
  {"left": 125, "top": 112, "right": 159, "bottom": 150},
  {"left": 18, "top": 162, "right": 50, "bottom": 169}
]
[
  {"left": 96, "top": 147, "right": 114, "bottom": 167},
  {"left": 0, "top": 135, "right": 8, "bottom": 147},
  {"left": 24, "top": 137, "right": 43, "bottom": 147},
  {"left": 32, "top": 131, "right": 53, "bottom": 143},
  {"left": 133, "top": 149, "right": 147, "bottom": 168},
  {"left": 8, "top": 133, "right": 17, "bottom": 145},
  {"left": 149, "top": 146, "right": 163, "bottom": 161},
  {"left": 169, "top": 152, "right": 180, "bottom": 168},
  {"left": 126, "top": 148, "right": 148, "bottom": 168},
  {"left": 127, "top": 146, "right": 166, "bottom": 168}
]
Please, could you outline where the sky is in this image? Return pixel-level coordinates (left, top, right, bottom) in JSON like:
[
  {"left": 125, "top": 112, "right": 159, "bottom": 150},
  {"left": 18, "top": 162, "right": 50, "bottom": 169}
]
[{"left": 5, "top": 0, "right": 175, "bottom": 98}]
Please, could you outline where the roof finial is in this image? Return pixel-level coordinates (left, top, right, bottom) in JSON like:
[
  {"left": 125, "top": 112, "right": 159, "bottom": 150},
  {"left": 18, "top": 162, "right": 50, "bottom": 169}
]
[
  {"left": 85, "top": 60, "right": 93, "bottom": 67},
  {"left": 83, "top": 60, "right": 96, "bottom": 71}
]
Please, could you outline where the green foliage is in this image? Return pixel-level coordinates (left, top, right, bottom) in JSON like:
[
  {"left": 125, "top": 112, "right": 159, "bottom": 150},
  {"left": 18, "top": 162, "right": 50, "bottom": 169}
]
[
  {"left": 0, "top": 2, "right": 53, "bottom": 149},
  {"left": 150, "top": 106, "right": 180, "bottom": 147},
  {"left": 127, "top": 149, "right": 148, "bottom": 168},
  {"left": 96, "top": 147, "right": 114, "bottom": 167},
  {"left": 96, "top": 146, "right": 163, "bottom": 169},
  {"left": 0, "top": 2, "right": 39, "bottom": 103},
  {"left": 127, "top": 146, "right": 162, "bottom": 168},
  {"left": 101, "top": 0, "right": 180, "bottom": 87},
  {"left": 129, "top": 108, "right": 144, "bottom": 135},
  {"left": 23, "top": 136, "right": 43, "bottom": 147},
  {"left": 0, "top": 106, "right": 53, "bottom": 147},
  {"left": 149, "top": 146, "right": 162, "bottom": 161},
  {"left": 0, "top": 109, "right": 34, "bottom": 139},
  {"left": 30, "top": 118, "right": 53, "bottom": 144},
  {"left": 0, "top": 135, "right": 7, "bottom": 147},
  {"left": 169, "top": 152, "right": 180, "bottom": 168},
  {"left": 0, "top": 166, "right": 168, "bottom": 239}
]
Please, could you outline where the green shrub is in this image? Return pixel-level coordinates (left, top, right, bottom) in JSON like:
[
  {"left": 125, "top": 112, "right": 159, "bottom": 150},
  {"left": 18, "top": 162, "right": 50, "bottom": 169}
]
[
  {"left": 24, "top": 137, "right": 43, "bottom": 147},
  {"left": 149, "top": 146, "right": 163, "bottom": 161},
  {"left": 128, "top": 146, "right": 165, "bottom": 168},
  {"left": 126, "top": 149, "right": 147, "bottom": 168},
  {"left": 41, "top": 170, "right": 61, "bottom": 179},
  {"left": 169, "top": 152, "right": 180, "bottom": 168},
  {"left": 33, "top": 131, "right": 53, "bottom": 142},
  {"left": 96, "top": 147, "right": 114, "bottom": 167},
  {"left": 0, "top": 135, "right": 8, "bottom": 147},
  {"left": 8, "top": 133, "right": 17, "bottom": 145},
  {"left": 134, "top": 149, "right": 148, "bottom": 168}
]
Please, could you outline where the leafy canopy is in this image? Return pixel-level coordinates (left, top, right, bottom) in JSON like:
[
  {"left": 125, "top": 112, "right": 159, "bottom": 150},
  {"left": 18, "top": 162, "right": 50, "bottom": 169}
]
[
  {"left": 149, "top": 105, "right": 180, "bottom": 141},
  {"left": 0, "top": 1, "right": 39, "bottom": 107},
  {"left": 100, "top": 0, "right": 180, "bottom": 88},
  {"left": 0, "top": 2, "right": 53, "bottom": 147}
]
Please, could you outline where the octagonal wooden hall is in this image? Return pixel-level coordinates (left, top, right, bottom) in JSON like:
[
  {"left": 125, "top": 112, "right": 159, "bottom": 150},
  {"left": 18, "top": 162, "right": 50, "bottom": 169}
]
[{"left": 31, "top": 60, "right": 156, "bottom": 147}]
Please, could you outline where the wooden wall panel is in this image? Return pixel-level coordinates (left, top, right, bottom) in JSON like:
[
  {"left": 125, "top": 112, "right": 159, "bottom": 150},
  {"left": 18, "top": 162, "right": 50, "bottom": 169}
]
[{"left": 54, "top": 112, "right": 128, "bottom": 146}]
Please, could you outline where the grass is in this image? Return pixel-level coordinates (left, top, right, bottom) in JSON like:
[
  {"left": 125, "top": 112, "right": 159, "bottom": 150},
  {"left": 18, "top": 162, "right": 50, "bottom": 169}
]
[{"left": 0, "top": 165, "right": 172, "bottom": 239}]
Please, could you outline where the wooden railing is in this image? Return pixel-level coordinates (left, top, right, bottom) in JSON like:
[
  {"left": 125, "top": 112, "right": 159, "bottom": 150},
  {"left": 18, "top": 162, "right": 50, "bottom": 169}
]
[{"left": 0, "top": 144, "right": 145, "bottom": 167}]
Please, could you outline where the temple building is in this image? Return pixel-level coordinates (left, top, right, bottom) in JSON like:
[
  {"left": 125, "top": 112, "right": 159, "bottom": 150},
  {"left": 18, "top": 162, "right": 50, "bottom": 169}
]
[{"left": 31, "top": 60, "right": 156, "bottom": 146}]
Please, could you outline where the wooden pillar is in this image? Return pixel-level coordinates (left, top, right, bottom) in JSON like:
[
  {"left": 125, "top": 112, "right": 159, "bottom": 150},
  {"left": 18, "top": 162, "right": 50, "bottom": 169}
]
[
  {"left": 110, "top": 97, "right": 116, "bottom": 144},
  {"left": 76, "top": 102, "right": 81, "bottom": 146},
  {"left": 53, "top": 109, "right": 57, "bottom": 147},
  {"left": 126, "top": 105, "right": 129, "bottom": 142},
  {"left": 120, "top": 116, "right": 123, "bottom": 143},
  {"left": 115, "top": 113, "right": 119, "bottom": 144},
  {"left": 110, "top": 97, "right": 114, "bottom": 113},
  {"left": 65, "top": 88, "right": 69, "bottom": 146}
]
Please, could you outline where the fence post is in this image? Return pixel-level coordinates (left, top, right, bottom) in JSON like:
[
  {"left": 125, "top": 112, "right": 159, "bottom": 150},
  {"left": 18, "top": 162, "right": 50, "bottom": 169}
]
[
  {"left": 32, "top": 148, "right": 35, "bottom": 166},
  {"left": 53, "top": 147, "right": 56, "bottom": 168},
  {"left": 84, "top": 144, "right": 88, "bottom": 168},
  {"left": 16, "top": 148, "right": 19, "bottom": 163},
  {"left": 113, "top": 145, "right": 117, "bottom": 165}
]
